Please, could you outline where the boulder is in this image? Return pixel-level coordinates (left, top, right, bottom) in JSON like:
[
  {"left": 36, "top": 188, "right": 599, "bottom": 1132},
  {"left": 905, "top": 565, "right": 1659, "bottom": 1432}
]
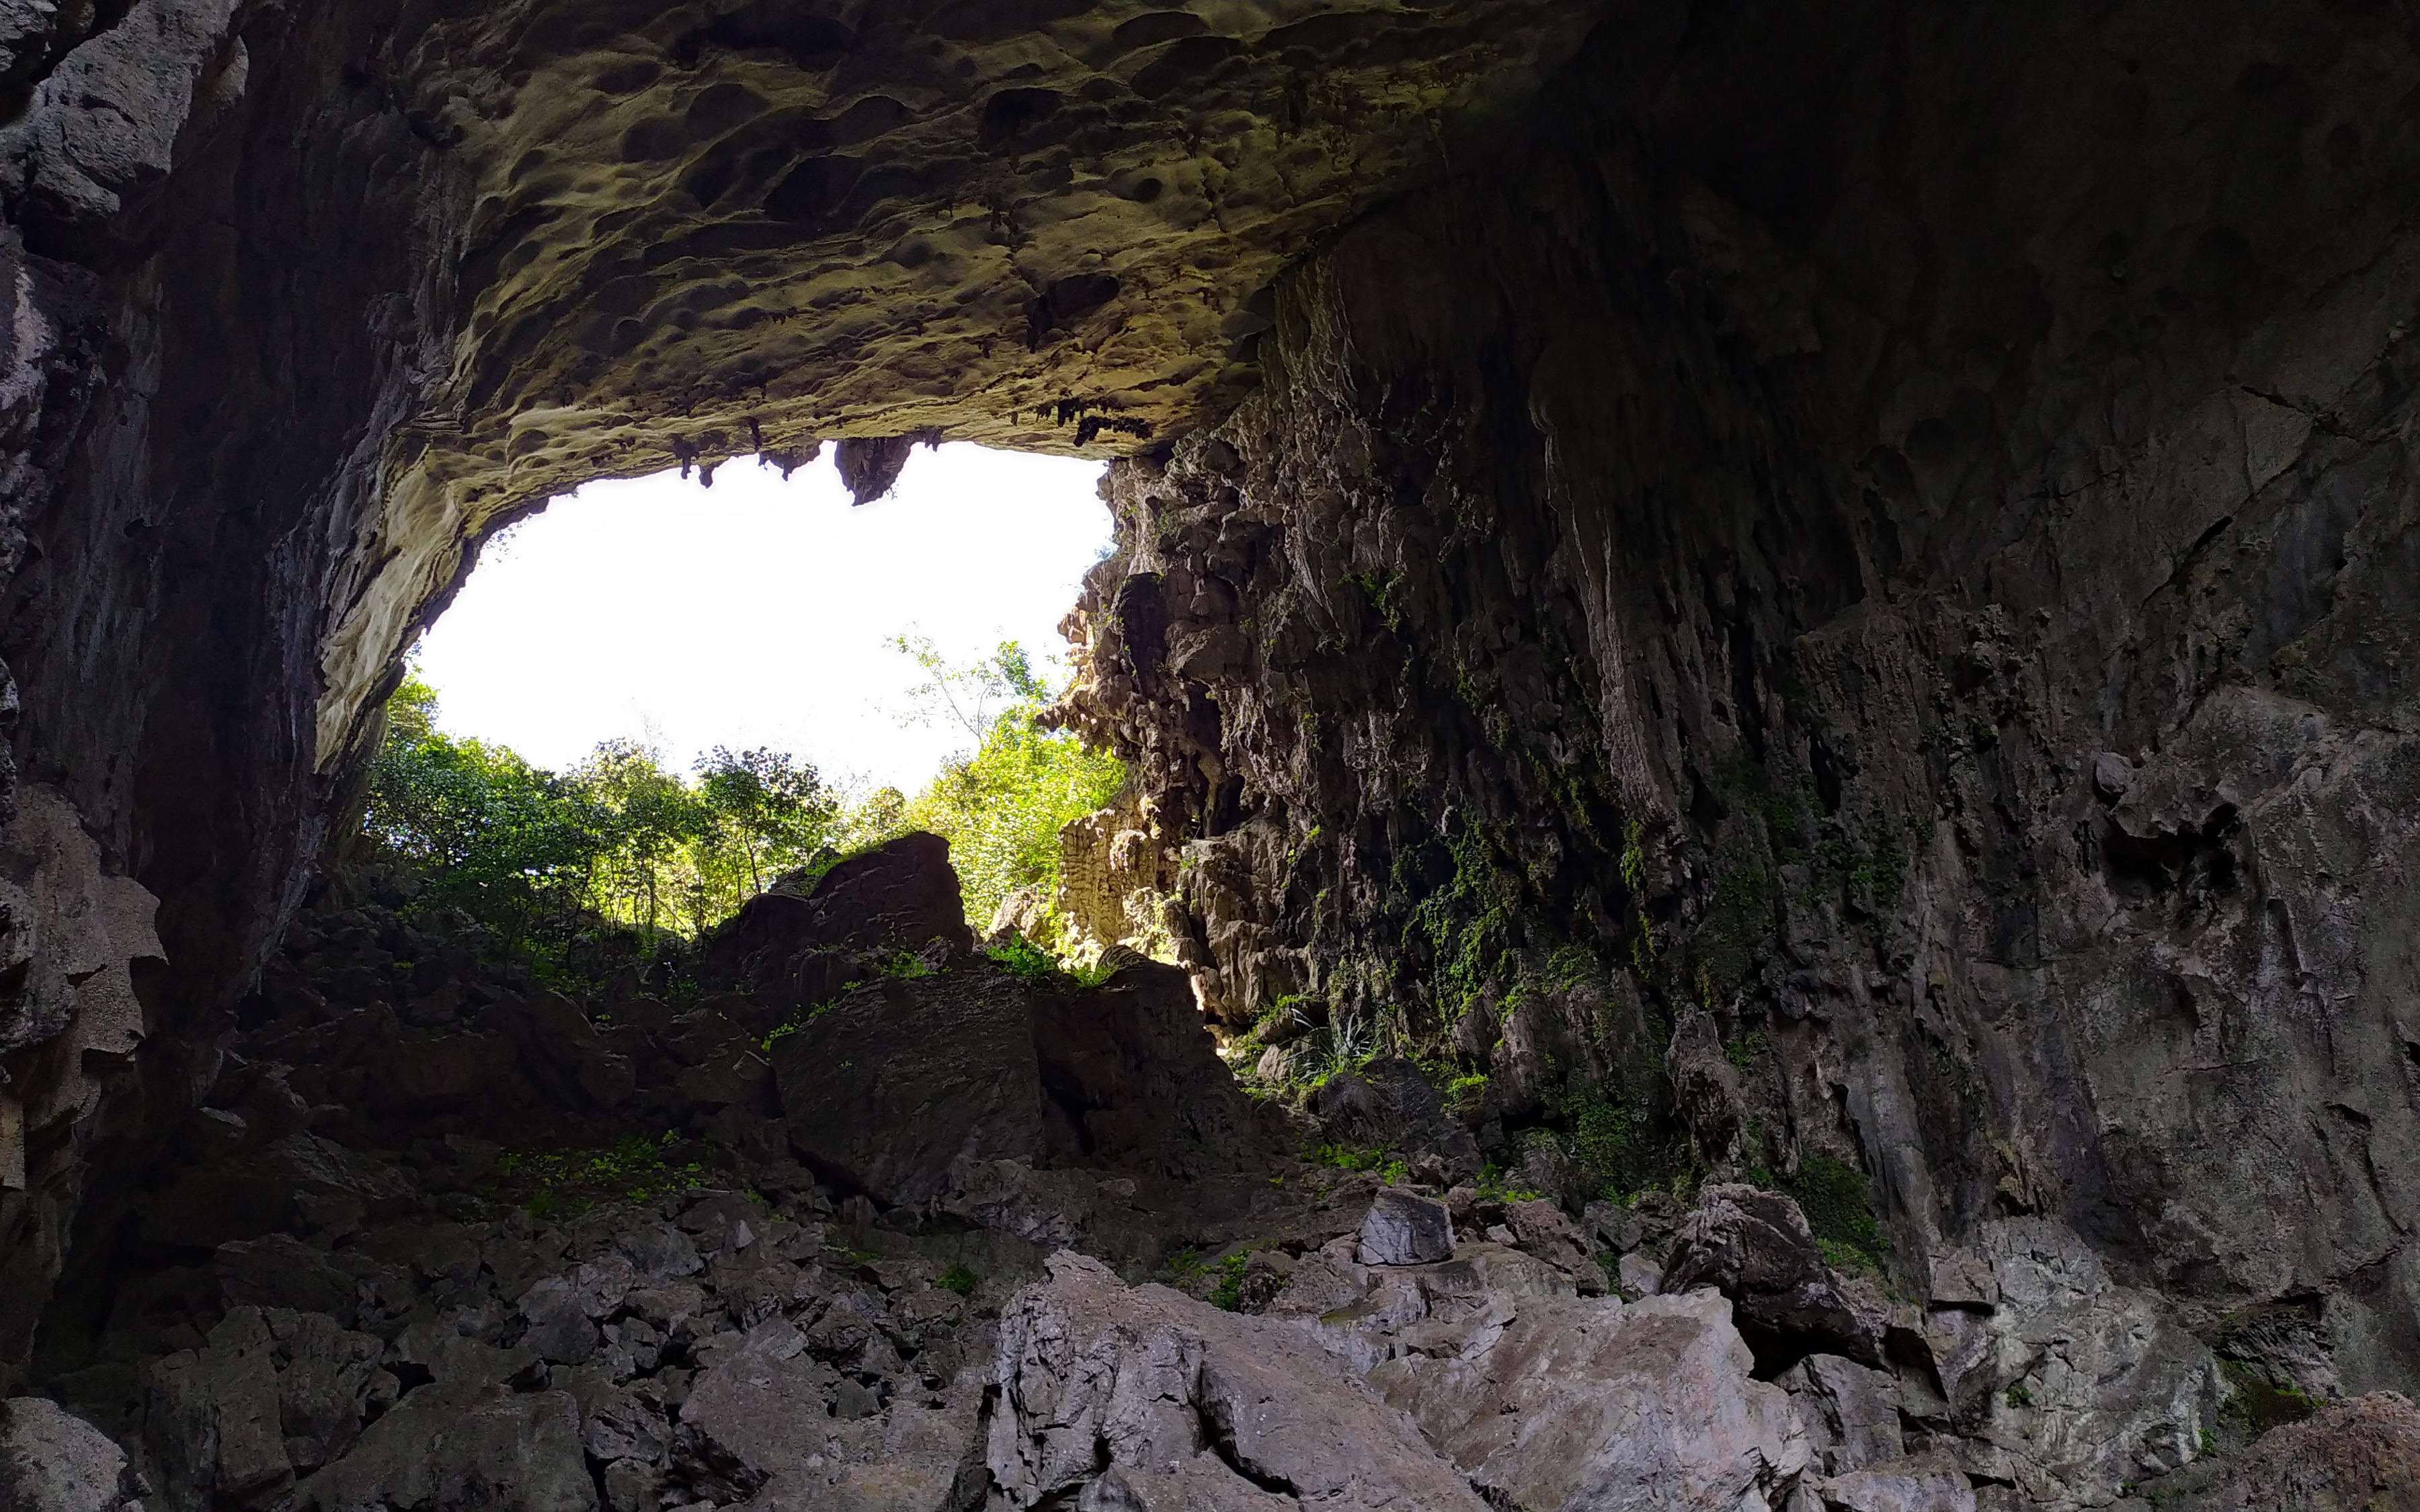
[
  {"left": 680, "top": 1328, "right": 982, "bottom": 1511},
  {"left": 294, "top": 1387, "right": 596, "bottom": 1512},
  {"left": 703, "top": 833, "right": 974, "bottom": 1003},
  {"left": 137, "top": 1133, "right": 411, "bottom": 1249},
  {"left": 1358, "top": 1189, "right": 1454, "bottom": 1266},
  {"left": 1778, "top": 1353, "right": 1902, "bottom": 1476},
  {"left": 1661, "top": 1185, "right": 1880, "bottom": 1364},
  {"left": 0, "top": 1398, "right": 132, "bottom": 1512},
  {"left": 1943, "top": 1217, "right": 2224, "bottom": 1505},
  {"left": 1367, "top": 1288, "right": 1811, "bottom": 1512},
  {"left": 145, "top": 1308, "right": 290, "bottom": 1511},
  {"left": 1309, "top": 1057, "right": 1482, "bottom": 1181},
  {"left": 518, "top": 1275, "right": 602, "bottom": 1366},
  {"left": 990, "top": 1251, "right": 1492, "bottom": 1511},
  {"left": 1028, "top": 958, "right": 1262, "bottom": 1178},
  {"left": 261, "top": 1309, "right": 383, "bottom": 1470},
  {"left": 479, "top": 992, "right": 635, "bottom": 1112},
  {"left": 1504, "top": 1198, "right": 1607, "bottom": 1294},
  {"left": 770, "top": 969, "right": 1043, "bottom": 1206}
]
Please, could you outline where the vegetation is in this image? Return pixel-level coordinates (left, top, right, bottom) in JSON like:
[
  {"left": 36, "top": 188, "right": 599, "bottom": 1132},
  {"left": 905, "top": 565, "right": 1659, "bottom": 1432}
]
[
  {"left": 887, "top": 634, "right": 1125, "bottom": 933},
  {"left": 363, "top": 671, "right": 846, "bottom": 956},
  {"left": 490, "top": 1130, "right": 709, "bottom": 1216},
  {"left": 359, "top": 637, "right": 1125, "bottom": 966}
]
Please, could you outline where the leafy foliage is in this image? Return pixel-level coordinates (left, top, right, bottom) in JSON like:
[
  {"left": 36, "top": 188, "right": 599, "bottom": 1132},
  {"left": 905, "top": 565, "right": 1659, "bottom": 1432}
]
[
  {"left": 362, "top": 671, "right": 848, "bottom": 959},
  {"left": 886, "top": 638, "right": 1125, "bottom": 931}
]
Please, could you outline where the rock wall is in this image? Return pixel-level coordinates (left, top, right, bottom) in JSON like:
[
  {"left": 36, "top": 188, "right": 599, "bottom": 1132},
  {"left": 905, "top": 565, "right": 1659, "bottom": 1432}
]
[
  {"left": 0, "top": 0, "right": 1607, "bottom": 1382},
  {"left": 1053, "top": 0, "right": 2420, "bottom": 1402},
  {"left": 0, "top": 0, "right": 2417, "bottom": 1447}
]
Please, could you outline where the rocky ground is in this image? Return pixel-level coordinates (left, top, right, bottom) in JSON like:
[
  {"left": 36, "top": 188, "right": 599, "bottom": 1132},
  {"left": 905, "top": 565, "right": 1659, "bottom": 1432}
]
[{"left": 2, "top": 835, "right": 2415, "bottom": 1512}]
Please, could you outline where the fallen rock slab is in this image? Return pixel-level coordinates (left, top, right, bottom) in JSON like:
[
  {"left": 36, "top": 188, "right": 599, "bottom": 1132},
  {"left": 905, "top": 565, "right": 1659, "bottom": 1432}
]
[
  {"left": 0, "top": 1397, "right": 132, "bottom": 1512},
  {"left": 990, "top": 1251, "right": 1491, "bottom": 1511},
  {"left": 1367, "top": 1288, "right": 1811, "bottom": 1512},
  {"left": 1359, "top": 1189, "right": 1454, "bottom": 1266}
]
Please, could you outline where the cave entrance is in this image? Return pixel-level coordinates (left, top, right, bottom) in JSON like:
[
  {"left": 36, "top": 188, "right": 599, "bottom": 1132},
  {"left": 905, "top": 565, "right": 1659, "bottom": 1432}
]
[{"left": 372, "top": 439, "right": 1145, "bottom": 972}]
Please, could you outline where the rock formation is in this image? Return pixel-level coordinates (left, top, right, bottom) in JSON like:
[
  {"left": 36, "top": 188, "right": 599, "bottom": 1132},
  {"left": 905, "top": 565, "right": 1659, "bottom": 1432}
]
[{"left": 1, "top": 0, "right": 2419, "bottom": 1506}]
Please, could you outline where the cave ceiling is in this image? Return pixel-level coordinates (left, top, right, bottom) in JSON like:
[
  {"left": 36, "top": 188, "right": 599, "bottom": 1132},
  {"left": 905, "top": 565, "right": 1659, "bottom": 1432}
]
[{"left": 259, "top": 0, "right": 1603, "bottom": 761}]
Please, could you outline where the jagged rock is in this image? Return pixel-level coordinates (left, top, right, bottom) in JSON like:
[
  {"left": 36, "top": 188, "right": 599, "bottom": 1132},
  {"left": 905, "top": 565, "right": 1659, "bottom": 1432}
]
[
  {"left": 1027, "top": 958, "right": 1263, "bottom": 1179},
  {"left": 138, "top": 1133, "right": 411, "bottom": 1249},
  {"left": 770, "top": 967, "right": 1042, "bottom": 1208},
  {"left": 1939, "top": 1218, "right": 2223, "bottom": 1506},
  {"left": 516, "top": 1278, "right": 599, "bottom": 1367},
  {"left": 2171, "top": 1392, "right": 2420, "bottom": 1510},
  {"left": 613, "top": 1224, "right": 702, "bottom": 1287},
  {"left": 0, "top": 1396, "right": 132, "bottom": 1512},
  {"left": 1616, "top": 1253, "right": 1664, "bottom": 1300},
  {"left": 261, "top": 1309, "right": 381, "bottom": 1470},
  {"left": 991, "top": 1251, "right": 1492, "bottom": 1511},
  {"left": 1503, "top": 1198, "right": 1609, "bottom": 1296},
  {"left": 479, "top": 992, "right": 635, "bottom": 1112},
  {"left": 1369, "top": 1288, "right": 1811, "bottom": 1512},
  {"left": 1310, "top": 1057, "right": 1482, "bottom": 1181},
  {"left": 1816, "top": 1450, "right": 1974, "bottom": 1512},
  {"left": 1661, "top": 1185, "right": 1880, "bottom": 1366},
  {"left": 1665, "top": 1012, "right": 1748, "bottom": 1167},
  {"left": 214, "top": 1234, "right": 360, "bottom": 1325},
  {"left": 1779, "top": 1353, "right": 1903, "bottom": 1477},
  {"left": 1358, "top": 1189, "right": 1454, "bottom": 1267},
  {"left": 293, "top": 1386, "right": 595, "bottom": 1512},
  {"left": 680, "top": 1327, "right": 981, "bottom": 1511},
  {"left": 144, "top": 1308, "right": 288, "bottom": 1511}
]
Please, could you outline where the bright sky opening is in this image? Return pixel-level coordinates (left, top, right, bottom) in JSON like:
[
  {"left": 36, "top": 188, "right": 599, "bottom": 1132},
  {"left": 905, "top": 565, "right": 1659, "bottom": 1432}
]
[{"left": 411, "top": 443, "right": 1113, "bottom": 794}]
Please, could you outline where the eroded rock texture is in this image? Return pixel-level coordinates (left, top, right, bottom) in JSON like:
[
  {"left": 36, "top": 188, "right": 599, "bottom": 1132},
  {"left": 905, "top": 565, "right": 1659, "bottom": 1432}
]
[
  {"left": 1, "top": 0, "right": 2420, "bottom": 1504},
  {"left": 0, "top": 0, "right": 1605, "bottom": 1390},
  {"left": 1055, "top": 0, "right": 2420, "bottom": 1406}
]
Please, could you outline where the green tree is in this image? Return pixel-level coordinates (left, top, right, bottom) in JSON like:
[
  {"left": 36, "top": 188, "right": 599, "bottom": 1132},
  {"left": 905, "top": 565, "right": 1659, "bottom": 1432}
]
[{"left": 883, "top": 636, "right": 1125, "bottom": 931}]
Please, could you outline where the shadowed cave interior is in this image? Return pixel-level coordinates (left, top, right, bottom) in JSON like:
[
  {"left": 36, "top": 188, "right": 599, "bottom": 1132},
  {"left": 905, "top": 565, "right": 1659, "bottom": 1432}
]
[{"left": 3, "top": 3, "right": 2420, "bottom": 1509}]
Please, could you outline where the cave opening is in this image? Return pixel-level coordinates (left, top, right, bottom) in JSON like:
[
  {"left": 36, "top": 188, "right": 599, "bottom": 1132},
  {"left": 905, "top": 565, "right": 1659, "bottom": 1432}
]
[
  {"left": 5, "top": 2, "right": 2420, "bottom": 1502},
  {"left": 399, "top": 439, "right": 1122, "bottom": 946}
]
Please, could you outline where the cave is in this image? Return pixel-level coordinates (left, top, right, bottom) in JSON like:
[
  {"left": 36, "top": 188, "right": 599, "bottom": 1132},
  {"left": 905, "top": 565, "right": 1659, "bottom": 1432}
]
[{"left": 4, "top": 1, "right": 2420, "bottom": 1507}]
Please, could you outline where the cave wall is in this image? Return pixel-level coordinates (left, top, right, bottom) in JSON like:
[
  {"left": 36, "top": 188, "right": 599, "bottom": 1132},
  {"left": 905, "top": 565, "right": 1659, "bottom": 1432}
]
[
  {"left": 0, "top": 0, "right": 1608, "bottom": 1385},
  {"left": 1055, "top": 0, "right": 2420, "bottom": 1391},
  {"left": 0, "top": 0, "right": 2417, "bottom": 1406}
]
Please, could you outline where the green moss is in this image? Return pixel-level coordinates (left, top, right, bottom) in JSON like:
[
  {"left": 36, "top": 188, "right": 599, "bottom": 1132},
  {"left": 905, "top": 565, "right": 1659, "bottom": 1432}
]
[
  {"left": 1767, "top": 1154, "right": 1884, "bottom": 1269},
  {"left": 938, "top": 1265, "right": 978, "bottom": 1296}
]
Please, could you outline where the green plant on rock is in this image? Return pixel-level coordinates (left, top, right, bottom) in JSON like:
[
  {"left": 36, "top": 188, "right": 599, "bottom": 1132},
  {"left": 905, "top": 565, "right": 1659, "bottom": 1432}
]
[
  {"left": 938, "top": 1265, "right": 978, "bottom": 1297},
  {"left": 1209, "top": 1253, "right": 1250, "bottom": 1311}
]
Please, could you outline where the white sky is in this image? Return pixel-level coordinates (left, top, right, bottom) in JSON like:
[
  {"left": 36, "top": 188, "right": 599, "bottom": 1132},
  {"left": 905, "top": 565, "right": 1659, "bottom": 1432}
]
[{"left": 411, "top": 443, "right": 1113, "bottom": 794}]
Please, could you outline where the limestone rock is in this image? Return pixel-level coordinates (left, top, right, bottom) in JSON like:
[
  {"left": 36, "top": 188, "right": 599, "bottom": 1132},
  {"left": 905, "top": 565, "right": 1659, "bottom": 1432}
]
[
  {"left": 1661, "top": 1185, "right": 1880, "bottom": 1364},
  {"left": 1310, "top": 1057, "right": 1482, "bottom": 1182},
  {"left": 1817, "top": 1450, "right": 1974, "bottom": 1512},
  {"left": 1778, "top": 1353, "right": 1903, "bottom": 1477},
  {"left": 2171, "top": 1392, "right": 2420, "bottom": 1511},
  {"left": 706, "top": 833, "right": 974, "bottom": 1005},
  {"left": 1947, "top": 1218, "right": 2223, "bottom": 1506},
  {"left": 990, "top": 1251, "right": 1491, "bottom": 1511},
  {"left": 1358, "top": 1189, "right": 1455, "bottom": 1267},
  {"left": 294, "top": 1387, "right": 595, "bottom": 1512},
  {"left": 0, "top": 1397, "right": 132, "bottom": 1512},
  {"left": 145, "top": 1308, "right": 289, "bottom": 1511},
  {"left": 770, "top": 968, "right": 1042, "bottom": 1208},
  {"left": 1369, "top": 1288, "right": 1811, "bottom": 1512}
]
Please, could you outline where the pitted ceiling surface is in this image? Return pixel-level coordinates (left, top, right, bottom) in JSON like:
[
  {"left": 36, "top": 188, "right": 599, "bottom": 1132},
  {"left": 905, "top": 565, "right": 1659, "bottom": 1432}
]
[
  {"left": 295, "top": 1, "right": 1603, "bottom": 763},
  {"left": 400, "top": 0, "right": 1603, "bottom": 486}
]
